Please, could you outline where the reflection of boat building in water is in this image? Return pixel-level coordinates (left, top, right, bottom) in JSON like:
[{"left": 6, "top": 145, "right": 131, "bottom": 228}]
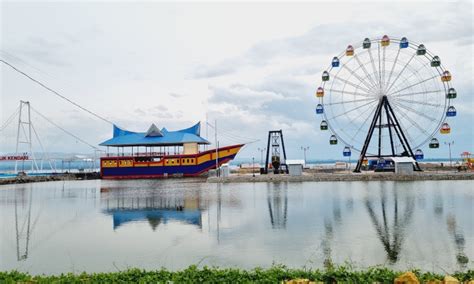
[
  {"left": 101, "top": 187, "right": 203, "bottom": 230},
  {"left": 99, "top": 122, "right": 243, "bottom": 179}
]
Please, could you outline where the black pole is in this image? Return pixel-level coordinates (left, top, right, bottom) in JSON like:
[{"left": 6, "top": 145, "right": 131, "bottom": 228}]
[
  {"left": 385, "top": 99, "right": 422, "bottom": 171},
  {"left": 280, "top": 130, "right": 287, "bottom": 161},
  {"left": 384, "top": 102, "right": 396, "bottom": 156},
  {"left": 378, "top": 104, "right": 382, "bottom": 157},
  {"left": 354, "top": 98, "right": 384, "bottom": 172}
]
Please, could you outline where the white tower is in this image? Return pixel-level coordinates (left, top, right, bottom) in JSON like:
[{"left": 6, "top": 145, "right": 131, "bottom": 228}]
[{"left": 14, "top": 101, "right": 37, "bottom": 173}]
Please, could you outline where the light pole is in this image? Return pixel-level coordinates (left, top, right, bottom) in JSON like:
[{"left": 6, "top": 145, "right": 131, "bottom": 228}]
[
  {"left": 257, "top": 147, "right": 266, "bottom": 166},
  {"left": 301, "top": 146, "right": 309, "bottom": 164},
  {"left": 445, "top": 141, "right": 454, "bottom": 167},
  {"left": 252, "top": 157, "right": 255, "bottom": 177}
]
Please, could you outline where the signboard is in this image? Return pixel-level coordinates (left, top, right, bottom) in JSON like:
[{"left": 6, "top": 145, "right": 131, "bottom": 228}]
[{"left": 0, "top": 154, "right": 29, "bottom": 161}]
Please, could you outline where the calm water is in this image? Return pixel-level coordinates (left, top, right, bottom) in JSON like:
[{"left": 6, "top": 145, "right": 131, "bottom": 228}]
[{"left": 0, "top": 179, "right": 472, "bottom": 275}]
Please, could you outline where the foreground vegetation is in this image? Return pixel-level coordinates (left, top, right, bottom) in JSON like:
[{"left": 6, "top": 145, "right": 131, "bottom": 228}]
[{"left": 1, "top": 265, "right": 473, "bottom": 283}]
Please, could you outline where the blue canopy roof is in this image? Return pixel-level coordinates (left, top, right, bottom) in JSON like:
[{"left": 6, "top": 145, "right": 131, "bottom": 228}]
[{"left": 100, "top": 122, "right": 210, "bottom": 147}]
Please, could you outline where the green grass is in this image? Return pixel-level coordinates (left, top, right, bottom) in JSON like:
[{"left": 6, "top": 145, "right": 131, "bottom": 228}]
[{"left": 0, "top": 265, "right": 472, "bottom": 283}]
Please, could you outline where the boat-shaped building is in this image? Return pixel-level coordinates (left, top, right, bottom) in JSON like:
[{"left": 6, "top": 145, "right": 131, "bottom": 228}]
[{"left": 99, "top": 122, "right": 243, "bottom": 179}]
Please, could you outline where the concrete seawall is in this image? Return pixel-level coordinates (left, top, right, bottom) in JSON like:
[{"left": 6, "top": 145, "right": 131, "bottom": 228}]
[
  {"left": 207, "top": 172, "right": 474, "bottom": 183},
  {"left": 0, "top": 172, "right": 100, "bottom": 186}
]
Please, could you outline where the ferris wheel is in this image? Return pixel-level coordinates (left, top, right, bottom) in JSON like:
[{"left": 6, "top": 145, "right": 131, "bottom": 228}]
[{"left": 314, "top": 35, "right": 457, "bottom": 172}]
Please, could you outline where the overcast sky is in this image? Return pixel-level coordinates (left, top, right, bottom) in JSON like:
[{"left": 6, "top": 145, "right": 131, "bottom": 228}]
[{"left": 0, "top": 0, "right": 473, "bottom": 160}]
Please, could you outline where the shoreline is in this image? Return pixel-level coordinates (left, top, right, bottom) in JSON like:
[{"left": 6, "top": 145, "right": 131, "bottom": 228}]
[
  {"left": 208, "top": 172, "right": 474, "bottom": 183},
  {"left": 1, "top": 171, "right": 473, "bottom": 186},
  {"left": 0, "top": 172, "right": 100, "bottom": 186}
]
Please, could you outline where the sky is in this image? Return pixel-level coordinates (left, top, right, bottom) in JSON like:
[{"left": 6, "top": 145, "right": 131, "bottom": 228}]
[{"left": 0, "top": 0, "right": 473, "bottom": 160}]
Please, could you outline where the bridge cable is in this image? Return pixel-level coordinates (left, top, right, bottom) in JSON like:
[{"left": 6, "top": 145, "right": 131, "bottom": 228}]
[
  {"left": 0, "top": 59, "right": 114, "bottom": 126},
  {"left": 30, "top": 106, "right": 99, "bottom": 150}
]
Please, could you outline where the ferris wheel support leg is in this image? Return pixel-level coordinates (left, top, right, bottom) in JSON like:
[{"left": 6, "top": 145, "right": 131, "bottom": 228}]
[
  {"left": 384, "top": 103, "right": 396, "bottom": 156},
  {"left": 385, "top": 99, "right": 422, "bottom": 171},
  {"left": 354, "top": 99, "right": 385, "bottom": 173}
]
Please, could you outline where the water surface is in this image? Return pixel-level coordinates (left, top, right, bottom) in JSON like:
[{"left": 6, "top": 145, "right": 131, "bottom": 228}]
[{"left": 0, "top": 179, "right": 472, "bottom": 274}]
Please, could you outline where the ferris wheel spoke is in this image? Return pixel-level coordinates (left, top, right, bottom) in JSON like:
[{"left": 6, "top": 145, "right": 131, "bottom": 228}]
[
  {"left": 340, "top": 64, "right": 375, "bottom": 91},
  {"left": 350, "top": 104, "right": 377, "bottom": 143},
  {"left": 393, "top": 98, "right": 442, "bottom": 108},
  {"left": 327, "top": 99, "right": 378, "bottom": 120},
  {"left": 331, "top": 73, "right": 372, "bottom": 93},
  {"left": 392, "top": 103, "right": 431, "bottom": 137},
  {"left": 329, "top": 89, "right": 374, "bottom": 98},
  {"left": 377, "top": 43, "right": 385, "bottom": 89},
  {"left": 391, "top": 100, "right": 437, "bottom": 122},
  {"left": 392, "top": 89, "right": 443, "bottom": 98},
  {"left": 324, "top": 97, "right": 377, "bottom": 106},
  {"left": 385, "top": 52, "right": 416, "bottom": 94},
  {"left": 354, "top": 55, "right": 378, "bottom": 88},
  {"left": 388, "top": 74, "right": 439, "bottom": 96},
  {"left": 385, "top": 48, "right": 400, "bottom": 91},
  {"left": 368, "top": 48, "right": 380, "bottom": 89}
]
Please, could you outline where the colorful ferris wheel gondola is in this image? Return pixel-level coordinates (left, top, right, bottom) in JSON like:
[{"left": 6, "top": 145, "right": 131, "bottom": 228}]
[
  {"left": 381, "top": 35, "right": 390, "bottom": 46},
  {"left": 414, "top": 149, "right": 424, "bottom": 160},
  {"left": 446, "top": 106, "right": 457, "bottom": 117},
  {"left": 441, "top": 70, "right": 452, "bottom": 82},
  {"left": 440, "top": 122, "right": 451, "bottom": 134},
  {"left": 322, "top": 71, "right": 330, "bottom": 81},
  {"left": 345, "top": 45, "right": 354, "bottom": 56},
  {"left": 431, "top": 56, "right": 441, "bottom": 67},
  {"left": 362, "top": 38, "right": 371, "bottom": 49},
  {"left": 315, "top": 104, "right": 324, "bottom": 114},
  {"left": 320, "top": 120, "right": 328, "bottom": 130},
  {"left": 417, "top": 44, "right": 427, "bottom": 55},
  {"left": 329, "top": 135, "right": 338, "bottom": 145},
  {"left": 332, "top": 57, "right": 340, "bottom": 67},
  {"left": 316, "top": 87, "right": 324, "bottom": 98},
  {"left": 447, "top": 88, "right": 457, "bottom": 99},
  {"left": 399, "top": 37, "right": 409, "bottom": 48},
  {"left": 343, "top": 146, "right": 351, "bottom": 157},
  {"left": 429, "top": 138, "right": 440, "bottom": 148}
]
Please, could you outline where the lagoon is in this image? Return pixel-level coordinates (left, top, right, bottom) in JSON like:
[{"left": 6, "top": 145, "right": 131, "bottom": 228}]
[{"left": 0, "top": 179, "right": 472, "bottom": 275}]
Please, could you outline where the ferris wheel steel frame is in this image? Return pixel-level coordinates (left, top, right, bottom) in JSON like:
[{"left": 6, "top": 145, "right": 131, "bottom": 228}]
[{"left": 315, "top": 36, "right": 455, "bottom": 172}]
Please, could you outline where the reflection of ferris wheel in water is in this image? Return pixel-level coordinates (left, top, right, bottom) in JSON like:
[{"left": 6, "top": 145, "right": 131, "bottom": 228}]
[{"left": 314, "top": 35, "right": 457, "bottom": 172}]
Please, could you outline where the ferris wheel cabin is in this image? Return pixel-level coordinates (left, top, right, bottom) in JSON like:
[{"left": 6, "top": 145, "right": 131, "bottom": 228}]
[
  {"left": 429, "top": 138, "right": 440, "bottom": 148},
  {"left": 316, "top": 87, "right": 324, "bottom": 98},
  {"left": 345, "top": 45, "right": 354, "bottom": 56},
  {"left": 322, "top": 71, "right": 330, "bottom": 81},
  {"left": 399, "top": 37, "right": 409, "bottom": 48},
  {"left": 363, "top": 38, "right": 371, "bottom": 49},
  {"left": 447, "top": 88, "right": 457, "bottom": 99},
  {"left": 441, "top": 71, "right": 452, "bottom": 82},
  {"left": 315, "top": 104, "right": 324, "bottom": 114},
  {"left": 440, "top": 123, "right": 451, "bottom": 134},
  {"left": 320, "top": 120, "right": 328, "bottom": 130},
  {"left": 414, "top": 149, "right": 424, "bottom": 160},
  {"left": 431, "top": 56, "right": 441, "bottom": 67},
  {"left": 381, "top": 35, "right": 390, "bottom": 46},
  {"left": 447, "top": 106, "right": 457, "bottom": 117},
  {"left": 417, "top": 44, "right": 427, "bottom": 55},
  {"left": 332, "top": 57, "right": 340, "bottom": 67}
]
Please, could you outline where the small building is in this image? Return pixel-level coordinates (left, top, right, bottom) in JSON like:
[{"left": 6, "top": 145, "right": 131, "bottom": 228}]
[
  {"left": 391, "top": 157, "right": 416, "bottom": 174},
  {"left": 286, "top": 159, "right": 305, "bottom": 176},
  {"left": 220, "top": 163, "right": 230, "bottom": 177}
]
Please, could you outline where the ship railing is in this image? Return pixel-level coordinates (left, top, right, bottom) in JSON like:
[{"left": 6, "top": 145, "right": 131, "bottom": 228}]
[{"left": 105, "top": 152, "right": 171, "bottom": 158}]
